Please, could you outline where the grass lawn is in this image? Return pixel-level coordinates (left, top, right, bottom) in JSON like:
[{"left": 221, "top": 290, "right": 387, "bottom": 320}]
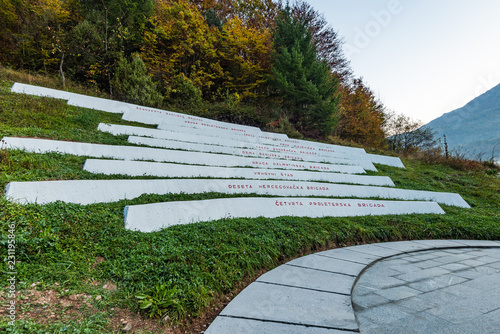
[{"left": 0, "top": 75, "right": 499, "bottom": 333}]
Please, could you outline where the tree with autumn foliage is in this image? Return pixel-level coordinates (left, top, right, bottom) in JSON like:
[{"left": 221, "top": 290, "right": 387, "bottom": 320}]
[
  {"left": 140, "top": 0, "right": 223, "bottom": 101},
  {"left": 335, "top": 79, "right": 387, "bottom": 147}
]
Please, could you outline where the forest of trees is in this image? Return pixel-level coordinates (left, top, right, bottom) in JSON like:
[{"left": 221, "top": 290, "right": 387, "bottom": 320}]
[{"left": 0, "top": 0, "right": 398, "bottom": 148}]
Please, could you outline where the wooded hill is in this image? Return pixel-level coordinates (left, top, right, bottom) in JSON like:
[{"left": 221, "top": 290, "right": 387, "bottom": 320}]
[{"left": 0, "top": 0, "right": 387, "bottom": 147}]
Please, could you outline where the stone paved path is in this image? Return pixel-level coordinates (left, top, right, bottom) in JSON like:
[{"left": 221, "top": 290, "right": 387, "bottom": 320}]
[
  {"left": 206, "top": 240, "right": 500, "bottom": 334},
  {"left": 352, "top": 247, "right": 500, "bottom": 334}
]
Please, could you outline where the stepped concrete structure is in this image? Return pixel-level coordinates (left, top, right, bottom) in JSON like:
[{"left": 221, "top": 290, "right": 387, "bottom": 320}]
[
  {"left": 4, "top": 83, "right": 470, "bottom": 233},
  {"left": 8, "top": 84, "right": 497, "bottom": 334}
]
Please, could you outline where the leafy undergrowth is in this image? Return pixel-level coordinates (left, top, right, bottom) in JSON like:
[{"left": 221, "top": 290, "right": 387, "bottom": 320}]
[{"left": 1, "top": 76, "right": 499, "bottom": 333}]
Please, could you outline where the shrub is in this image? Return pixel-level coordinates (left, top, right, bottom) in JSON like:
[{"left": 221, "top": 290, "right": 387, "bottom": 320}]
[
  {"left": 112, "top": 55, "right": 163, "bottom": 107},
  {"left": 168, "top": 74, "right": 203, "bottom": 108}
]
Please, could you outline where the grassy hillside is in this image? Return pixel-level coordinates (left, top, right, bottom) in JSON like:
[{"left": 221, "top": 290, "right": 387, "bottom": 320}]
[{"left": 1, "top": 73, "right": 499, "bottom": 333}]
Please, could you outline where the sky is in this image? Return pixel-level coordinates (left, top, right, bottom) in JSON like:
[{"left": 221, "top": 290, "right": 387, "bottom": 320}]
[{"left": 305, "top": 0, "right": 500, "bottom": 124}]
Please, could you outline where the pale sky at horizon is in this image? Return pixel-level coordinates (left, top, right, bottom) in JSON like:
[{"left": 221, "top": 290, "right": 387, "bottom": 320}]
[{"left": 305, "top": 0, "right": 500, "bottom": 124}]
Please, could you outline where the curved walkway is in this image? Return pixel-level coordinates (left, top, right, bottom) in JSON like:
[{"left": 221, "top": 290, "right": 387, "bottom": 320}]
[{"left": 205, "top": 240, "right": 500, "bottom": 333}]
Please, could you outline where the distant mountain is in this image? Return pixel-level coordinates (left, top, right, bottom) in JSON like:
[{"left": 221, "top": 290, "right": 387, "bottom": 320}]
[{"left": 424, "top": 82, "right": 500, "bottom": 162}]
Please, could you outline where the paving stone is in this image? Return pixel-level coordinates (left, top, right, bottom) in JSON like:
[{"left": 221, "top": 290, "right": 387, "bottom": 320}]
[
  {"left": 454, "top": 266, "right": 500, "bottom": 279},
  {"left": 401, "top": 284, "right": 457, "bottom": 307},
  {"left": 434, "top": 254, "right": 479, "bottom": 264},
  {"left": 395, "top": 267, "right": 450, "bottom": 282},
  {"left": 219, "top": 282, "right": 357, "bottom": 331},
  {"left": 347, "top": 244, "right": 403, "bottom": 258},
  {"left": 451, "top": 240, "right": 500, "bottom": 247},
  {"left": 439, "top": 262, "right": 472, "bottom": 272},
  {"left": 205, "top": 316, "right": 351, "bottom": 334},
  {"left": 423, "top": 303, "right": 487, "bottom": 324},
  {"left": 354, "top": 273, "right": 406, "bottom": 289},
  {"left": 392, "top": 296, "right": 435, "bottom": 313},
  {"left": 460, "top": 271, "right": 500, "bottom": 292},
  {"left": 374, "top": 285, "right": 421, "bottom": 301},
  {"left": 355, "top": 304, "right": 412, "bottom": 325},
  {"left": 408, "top": 274, "right": 468, "bottom": 292},
  {"left": 459, "top": 258, "right": 490, "bottom": 267},
  {"left": 437, "top": 282, "right": 481, "bottom": 298},
  {"left": 402, "top": 252, "right": 440, "bottom": 262},
  {"left": 487, "top": 261, "right": 500, "bottom": 269},
  {"left": 473, "top": 255, "right": 500, "bottom": 264},
  {"left": 412, "top": 240, "right": 469, "bottom": 248},
  {"left": 359, "top": 262, "right": 402, "bottom": 277},
  {"left": 375, "top": 241, "right": 433, "bottom": 253},
  {"left": 287, "top": 254, "right": 366, "bottom": 276},
  {"left": 352, "top": 293, "right": 391, "bottom": 311},
  {"left": 358, "top": 311, "right": 454, "bottom": 334},
  {"left": 316, "top": 248, "right": 379, "bottom": 265},
  {"left": 411, "top": 259, "right": 444, "bottom": 269},
  {"left": 256, "top": 264, "right": 355, "bottom": 295},
  {"left": 352, "top": 284, "right": 379, "bottom": 297}
]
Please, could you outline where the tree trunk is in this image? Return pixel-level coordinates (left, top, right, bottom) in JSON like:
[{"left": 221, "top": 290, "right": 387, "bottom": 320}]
[{"left": 59, "top": 53, "right": 66, "bottom": 88}]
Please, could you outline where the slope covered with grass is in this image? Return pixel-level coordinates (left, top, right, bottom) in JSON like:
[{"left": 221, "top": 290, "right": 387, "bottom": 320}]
[{"left": 1, "top": 75, "right": 499, "bottom": 333}]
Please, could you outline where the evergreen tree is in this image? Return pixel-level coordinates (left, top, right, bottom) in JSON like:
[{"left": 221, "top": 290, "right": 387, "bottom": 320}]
[
  {"left": 112, "top": 54, "right": 163, "bottom": 107},
  {"left": 269, "top": 4, "right": 339, "bottom": 137}
]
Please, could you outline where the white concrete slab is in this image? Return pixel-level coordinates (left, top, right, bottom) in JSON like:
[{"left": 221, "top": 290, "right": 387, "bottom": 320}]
[
  {"left": 128, "top": 135, "right": 377, "bottom": 171},
  {"left": 99, "top": 123, "right": 373, "bottom": 164},
  {"left": 10, "top": 82, "right": 78, "bottom": 100},
  {"left": 122, "top": 108, "right": 263, "bottom": 135},
  {"left": 156, "top": 120, "right": 406, "bottom": 170},
  {"left": 367, "top": 153, "right": 405, "bottom": 168},
  {"left": 5, "top": 179, "right": 469, "bottom": 207},
  {"left": 157, "top": 122, "right": 407, "bottom": 171},
  {"left": 123, "top": 197, "right": 445, "bottom": 232},
  {"left": 67, "top": 95, "right": 129, "bottom": 114},
  {"left": 83, "top": 159, "right": 393, "bottom": 186},
  {"left": 99, "top": 123, "right": 247, "bottom": 148},
  {"left": 1, "top": 137, "right": 366, "bottom": 173},
  {"left": 292, "top": 138, "right": 366, "bottom": 155},
  {"left": 156, "top": 121, "right": 287, "bottom": 142}
]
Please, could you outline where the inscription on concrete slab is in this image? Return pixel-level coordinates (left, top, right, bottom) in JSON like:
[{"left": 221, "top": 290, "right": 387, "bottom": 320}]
[
  {"left": 127, "top": 136, "right": 377, "bottom": 171},
  {"left": 1, "top": 137, "right": 366, "bottom": 174},
  {"left": 83, "top": 159, "right": 394, "bottom": 186},
  {"left": 4, "top": 179, "right": 469, "bottom": 207},
  {"left": 124, "top": 198, "right": 445, "bottom": 232},
  {"left": 99, "top": 123, "right": 372, "bottom": 164}
]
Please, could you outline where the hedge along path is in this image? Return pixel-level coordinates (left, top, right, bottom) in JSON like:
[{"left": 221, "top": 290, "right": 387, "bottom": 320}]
[
  {"left": 82, "top": 159, "right": 395, "bottom": 186},
  {"left": 4, "top": 179, "right": 470, "bottom": 207}
]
